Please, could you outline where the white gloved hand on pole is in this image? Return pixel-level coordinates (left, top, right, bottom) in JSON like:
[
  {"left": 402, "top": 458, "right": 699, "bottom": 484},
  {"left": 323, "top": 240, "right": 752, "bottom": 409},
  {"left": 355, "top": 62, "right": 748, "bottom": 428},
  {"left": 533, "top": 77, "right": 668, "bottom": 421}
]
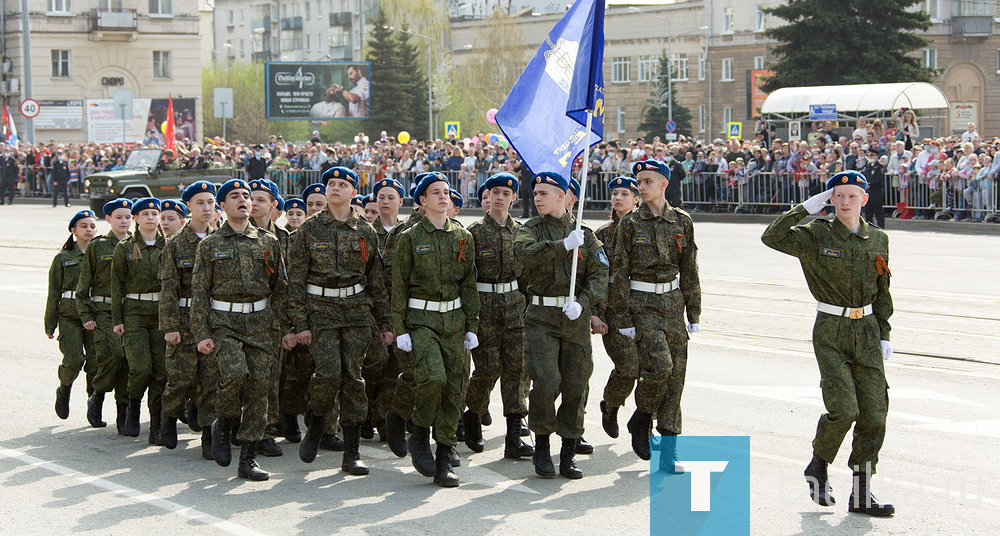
[
  {"left": 396, "top": 333, "right": 413, "bottom": 352},
  {"left": 464, "top": 332, "right": 479, "bottom": 350},
  {"left": 802, "top": 188, "right": 835, "bottom": 215},
  {"left": 562, "top": 301, "right": 582, "bottom": 321},
  {"left": 563, "top": 229, "right": 585, "bottom": 251}
]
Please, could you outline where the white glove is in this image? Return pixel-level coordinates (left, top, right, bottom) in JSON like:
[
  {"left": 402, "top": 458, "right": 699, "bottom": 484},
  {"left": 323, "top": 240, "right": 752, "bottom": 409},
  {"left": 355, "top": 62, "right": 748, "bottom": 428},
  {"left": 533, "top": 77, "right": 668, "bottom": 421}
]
[
  {"left": 396, "top": 333, "right": 413, "bottom": 352},
  {"left": 562, "top": 229, "right": 585, "bottom": 251},
  {"left": 562, "top": 301, "right": 582, "bottom": 320},
  {"left": 880, "top": 340, "right": 893, "bottom": 361},
  {"left": 802, "top": 188, "right": 834, "bottom": 215},
  {"left": 618, "top": 327, "right": 636, "bottom": 340},
  {"left": 687, "top": 323, "right": 700, "bottom": 333},
  {"left": 464, "top": 332, "right": 479, "bottom": 350}
]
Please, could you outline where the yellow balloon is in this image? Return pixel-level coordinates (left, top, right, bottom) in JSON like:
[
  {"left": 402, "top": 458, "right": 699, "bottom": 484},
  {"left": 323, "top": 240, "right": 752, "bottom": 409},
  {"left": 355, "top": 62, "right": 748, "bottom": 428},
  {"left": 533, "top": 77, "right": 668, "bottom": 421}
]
[
  {"left": 397, "top": 131, "right": 410, "bottom": 144},
  {"left": 160, "top": 120, "right": 168, "bottom": 134}
]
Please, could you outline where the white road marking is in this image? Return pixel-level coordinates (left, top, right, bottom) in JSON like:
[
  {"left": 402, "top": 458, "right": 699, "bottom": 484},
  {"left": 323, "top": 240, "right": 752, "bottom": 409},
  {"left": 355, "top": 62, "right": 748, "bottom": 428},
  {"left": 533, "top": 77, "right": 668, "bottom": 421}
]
[
  {"left": 907, "top": 420, "right": 1000, "bottom": 439},
  {"left": 0, "top": 446, "right": 266, "bottom": 536}
]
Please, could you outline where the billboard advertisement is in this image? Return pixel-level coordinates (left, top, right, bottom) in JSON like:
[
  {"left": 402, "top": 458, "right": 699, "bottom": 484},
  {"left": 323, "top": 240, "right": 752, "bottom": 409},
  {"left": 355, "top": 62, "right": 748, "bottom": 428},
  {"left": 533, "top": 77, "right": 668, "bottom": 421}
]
[
  {"left": 266, "top": 61, "right": 370, "bottom": 120},
  {"left": 86, "top": 98, "right": 196, "bottom": 144}
]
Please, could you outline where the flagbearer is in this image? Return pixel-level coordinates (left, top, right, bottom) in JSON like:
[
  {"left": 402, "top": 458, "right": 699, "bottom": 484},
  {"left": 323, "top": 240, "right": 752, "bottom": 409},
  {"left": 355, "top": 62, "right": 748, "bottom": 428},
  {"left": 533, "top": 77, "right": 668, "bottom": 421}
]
[{"left": 762, "top": 170, "right": 895, "bottom": 517}]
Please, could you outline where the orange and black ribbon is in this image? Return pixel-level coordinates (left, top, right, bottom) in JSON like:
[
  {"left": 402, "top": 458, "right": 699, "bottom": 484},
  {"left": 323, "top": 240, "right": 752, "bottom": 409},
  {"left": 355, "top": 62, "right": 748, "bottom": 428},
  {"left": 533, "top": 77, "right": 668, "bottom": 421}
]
[
  {"left": 458, "top": 238, "right": 467, "bottom": 262},
  {"left": 263, "top": 249, "right": 275, "bottom": 277},
  {"left": 359, "top": 236, "right": 369, "bottom": 262},
  {"left": 875, "top": 255, "right": 891, "bottom": 277},
  {"left": 674, "top": 234, "right": 683, "bottom": 254}
]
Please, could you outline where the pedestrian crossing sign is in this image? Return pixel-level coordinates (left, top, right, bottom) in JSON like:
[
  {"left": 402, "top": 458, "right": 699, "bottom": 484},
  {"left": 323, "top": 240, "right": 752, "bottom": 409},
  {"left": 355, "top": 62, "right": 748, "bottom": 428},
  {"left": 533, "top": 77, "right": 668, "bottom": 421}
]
[
  {"left": 445, "top": 122, "right": 461, "bottom": 139},
  {"left": 727, "top": 122, "right": 742, "bottom": 139}
]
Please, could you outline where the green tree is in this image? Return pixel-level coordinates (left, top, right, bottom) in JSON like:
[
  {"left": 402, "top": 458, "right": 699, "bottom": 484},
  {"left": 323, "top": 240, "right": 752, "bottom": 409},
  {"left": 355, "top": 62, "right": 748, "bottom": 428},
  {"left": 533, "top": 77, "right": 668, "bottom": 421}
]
[
  {"left": 761, "top": 0, "right": 933, "bottom": 92},
  {"left": 637, "top": 53, "right": 693, "bottom": 141},
  {"left": 365, "top": 7, "right": 415, "bottom": 136},
  {"left": 395, "top": 24, "right": 430, "bottom": 138}
]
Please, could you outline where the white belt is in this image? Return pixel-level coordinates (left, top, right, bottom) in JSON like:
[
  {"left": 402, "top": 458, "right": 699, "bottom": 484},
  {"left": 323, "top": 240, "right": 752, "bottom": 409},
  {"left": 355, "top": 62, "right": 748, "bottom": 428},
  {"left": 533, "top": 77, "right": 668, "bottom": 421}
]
[
  {"left": 817, "top": 302, "right": 873, "bottom": 319},
  {"left": 530, "top": 295, "right": 569, "bottom": 307},
  {"left": 476, "top": 281, "right": 518, "bottom": 294},
  {"left": 60, "top": 290, "right": 76, "bottom": 299},
  {"left": 126, "top": 292, "right": 160, "bottom": 302},
  {"left": 178, "top": 298, "right": 191, "bottom": 308},
  {"left": 306, "top": 283, "right": 365, "bottom": 298},
  {"left": 92, "top": 295, "right": 111, "bottom": 304},
  {"left": 629, "top": 276, "right": 680, "bottom": 294},
  {"left": 408, "top": 297, "right": 462, "bottom": 313},
  {"left": 211, "top": 298, "right": 269, "bottom": 314}
]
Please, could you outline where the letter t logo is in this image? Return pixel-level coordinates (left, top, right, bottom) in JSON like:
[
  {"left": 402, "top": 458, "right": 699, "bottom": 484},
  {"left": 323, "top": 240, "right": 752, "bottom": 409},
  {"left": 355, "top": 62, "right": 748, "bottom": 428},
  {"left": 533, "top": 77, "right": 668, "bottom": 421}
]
[{"left": 676, "top": 461, "right": 729, "bottom": 511}]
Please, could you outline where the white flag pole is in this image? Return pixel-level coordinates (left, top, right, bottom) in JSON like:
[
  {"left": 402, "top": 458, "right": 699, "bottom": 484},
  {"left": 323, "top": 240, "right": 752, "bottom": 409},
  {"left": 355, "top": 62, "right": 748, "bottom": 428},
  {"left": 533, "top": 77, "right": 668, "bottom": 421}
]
[{"left": 567, "top": 110, "right": 593, "bottom": 302}]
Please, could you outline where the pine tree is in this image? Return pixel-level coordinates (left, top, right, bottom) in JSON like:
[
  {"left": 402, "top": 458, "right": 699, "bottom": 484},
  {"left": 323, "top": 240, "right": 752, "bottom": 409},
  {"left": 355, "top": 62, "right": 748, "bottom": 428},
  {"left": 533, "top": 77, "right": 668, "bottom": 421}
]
[
  {"left": 365, "top": 8, "right": 410, "bottom": 135},
  {"left": 636, "top": 53, "right": 694, "bottom": 141},
  {"left": 761, "top": 0, "right": 933, "bottom": 92},
  {"left": 394, "top": 24, "right": 430, "bottom": 139}
]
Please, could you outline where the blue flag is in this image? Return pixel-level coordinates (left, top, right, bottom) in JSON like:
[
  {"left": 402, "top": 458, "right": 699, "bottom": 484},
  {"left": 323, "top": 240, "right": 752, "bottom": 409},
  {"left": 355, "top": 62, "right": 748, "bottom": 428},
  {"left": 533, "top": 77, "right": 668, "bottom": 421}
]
[{"left": 495, "top": 0, "right": 605, "bottom": 177}]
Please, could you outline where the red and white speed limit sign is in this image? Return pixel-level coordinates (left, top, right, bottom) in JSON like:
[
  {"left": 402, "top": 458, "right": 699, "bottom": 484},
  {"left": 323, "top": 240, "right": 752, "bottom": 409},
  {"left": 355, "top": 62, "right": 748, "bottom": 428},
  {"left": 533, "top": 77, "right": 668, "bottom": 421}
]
[{"left": 19, "top": 99, "right": 40, "bottom": 118}]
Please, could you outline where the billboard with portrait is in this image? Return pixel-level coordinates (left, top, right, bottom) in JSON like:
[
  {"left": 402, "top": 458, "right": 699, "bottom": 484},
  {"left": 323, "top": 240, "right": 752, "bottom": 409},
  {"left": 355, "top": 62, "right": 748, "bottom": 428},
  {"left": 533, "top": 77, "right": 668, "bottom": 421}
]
[{"left": 266, "top": 61, "right": 371, "bottom": 120}]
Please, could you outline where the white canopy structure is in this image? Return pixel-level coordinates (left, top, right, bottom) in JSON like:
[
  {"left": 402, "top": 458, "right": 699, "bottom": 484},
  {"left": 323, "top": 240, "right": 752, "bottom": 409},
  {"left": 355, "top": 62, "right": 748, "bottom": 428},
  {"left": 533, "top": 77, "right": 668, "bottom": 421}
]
[{"left": 760, "top": 82, "right": 949, "bottom": 117}]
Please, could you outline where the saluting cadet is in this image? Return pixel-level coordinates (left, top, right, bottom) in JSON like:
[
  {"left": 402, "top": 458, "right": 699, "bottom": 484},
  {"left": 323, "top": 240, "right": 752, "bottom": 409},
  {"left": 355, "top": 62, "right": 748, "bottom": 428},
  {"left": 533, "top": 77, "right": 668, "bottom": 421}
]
[
  {"left": 77, "top": 199, "right": 133, "bottom": 431},
  {"left": 463, "top": 173, "right": 533, "bottom": 460},
  {"left": 762, "top": 170, "right": 895, "bottom": 517},
  {"left": 159, "top": 200, "right": 187, "bottom": 238},
  {"left": 303, "top": 183, "right": 328, "bottom": 217},
  {"left": 607, "top": 160, "right": 701, "bottom": 465},
  {"left": 283, "top": 198, "right": 307, "bottom": 232},
  {"left": 159, "top": 182, "right": 219, "bottom": 459},
  {"left": 288, "top": 166, "right": 392, "bottom": 475},
  {"left": 593, "top": 177, "right": 640, "bottom": 439},
  {"left": 514, "top": 172, "right": 608, "bottom": 479},
  {"left": 48, "top": 210, "right": 98, "bottom": 422},
  {"left": 191, "top": 179, "right": 295, "bottom": 481},
  {"left": 112, "top": 198, "right": 167, "bottom": 444},
  {"left": 392, "top": 172, "right": 480, "bottom": 487}
]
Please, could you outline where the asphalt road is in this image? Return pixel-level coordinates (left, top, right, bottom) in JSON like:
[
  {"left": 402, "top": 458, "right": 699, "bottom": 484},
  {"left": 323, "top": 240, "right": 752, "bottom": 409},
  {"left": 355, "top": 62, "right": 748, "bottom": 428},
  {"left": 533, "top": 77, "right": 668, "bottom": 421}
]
[{"left": 0, "top": 204, "right": 997, "bottom": 535}]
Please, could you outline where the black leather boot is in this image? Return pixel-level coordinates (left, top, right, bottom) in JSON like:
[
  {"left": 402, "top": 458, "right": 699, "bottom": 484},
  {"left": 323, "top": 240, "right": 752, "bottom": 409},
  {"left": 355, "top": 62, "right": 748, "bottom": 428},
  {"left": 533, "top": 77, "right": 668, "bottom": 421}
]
[
  {"left": 385, "top": 409, "right": 407, "bottom": 457},
  {"left": 626, "top": 410, "right": 652, "bottom": 461},
  {"left": 320, "top": 433, "right": 345, "bottom": 451},
  {"left": 148, "top": 407, "right": 162, "bottom": 445},
  {"left": 481, "top": 410, "right": 493, "bottom": 426},
  {"left": 433, "top": 444, "right": 459, "bottom": 487},
  {"left": 258, "top": 437, "right": 283, "bottom": 457},
  {"left": 407, "top": 425, "right": 435, "bottom": 477},
  {"left": 600, "top": 400, "right": 619, "bottom": 438},
  {"left": 804, "top": 454, "right": 836, "bottom": 507},
  {"left": 532, "top": 433, "right": 555, "bottom": 478},
  {"left": 161, "top": 410, "right": 179, "bottom": 449},
  {"left": 520, "top": 417, "right": 529, "bottom": 437},
  {"left": 186, "top": 401, "right": 201, "bottom": 432},
  {"left": 123, "top": 398, "right": 141, "bottom": 437},
  {"left": 341, "top": 425, "right": 369, "bottom": 475},
  {"left": 211, "top": 416, "right": 233, "bottom": 467},
  {"left": 848, "top": 470, "right": 894, "bottom": 516},
  {"left": 230, "top": 419, "right": 242, "bottom": 447},
  {"left": 359, "top": 420, "right": 374, "bottom": 440},
  {"left": 280, "top": 412, "right": 301, "bottom": 443},
  {"left": 237, "top": 442, "right": 269, "bottom": 481},
  {"left": 462, "top": 409, "right": 484, "bottom": 453},
  {"left": 86, "top": 391, "right": 107, "bottom": 428},
  {"left": 55, "top": 384, "right": 71, "bottom": 420},
  {"left": 201, "top": 429, "right": 214, "bottom": 460},
  {"left": 576, "top": 436, "right": 594, "bottom": 455},
  {"left": 116, "top": 401, "right": 128, "bottom": 435},
  {"left": 503, "top": 415, "right": 534, "bottom": 459},
  {"left": 559, "top": 437, "right": 584, "bottom": 479},
  {"left": 299, "top": 411, "right": 324, "bottom": 463},
  {"left": 450, "top": 446, "right": 461, "bottom": 468}
]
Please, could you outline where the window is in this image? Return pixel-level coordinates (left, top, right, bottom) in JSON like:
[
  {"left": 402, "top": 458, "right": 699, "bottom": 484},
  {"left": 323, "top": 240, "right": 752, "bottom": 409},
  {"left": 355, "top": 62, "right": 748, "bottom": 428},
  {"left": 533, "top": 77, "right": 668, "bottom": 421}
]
[
  {"left": 306, "top": 34, "right": 311, "bottom": 51},
  {"left": 48, "top": 0, "right": 71, "bottom": 12},
  {"left": 99, "top": 0, "right": 124, "bottom": 10},
  {"left": 723, "top": 107, "right": 733, "bottom": 127},
  {"left": 239, "top": 10, "right": 244, "bottom": 25},
  {"left": 753, "top": 56, "right": 765, "bottom": 70},
  {"left": 617, "top": 106, "right": 626, "bottom": 134},
  {"left": 755, "top": 6, "right": 765, "bottom": 32},
  {"left": 723, "top": 7, "right": 734, "bottom": 33},
  {"left": 638, "top": 55, "right": 657, "bottom": 82},
  {"left": 239, "top": 39, "right": 245, "bottom": 57},
  {"left": 698, "top": 105, "right": 706, "bottom": 132},
  {"left": 698, "top": 54, "right": 706, "bottom": 80},
  {"left": 51, "top": 50, "right": 70, "bottom": 78},
  {"left": 996, "top": 49, "right": 1000, "bottom": 73},
  {"left": 227, "top": 9, "right": 234, "bottom": 25},
  {"left": 612, "top": 57, "right": 631, "bottom": 83},
  {"left": 148, "top": 0, "right": 172, "bottom": 16},
  {"left": 721, "top": 58, "right": 733, "bottom": 81},
  {"left": 923, "top": 48, "right": 938, "bottom": 69},
  {"left": 153, "top": 51, "right": 171, "bottom": 78},
  {"left": 306, "top": 2, "right": 311, "bottom": 19},
  {"left": 924, "top": 0, "right": 939, "bottom": 21},
  {"left": 671, "top": 56, "right": 689, "bottom": 81}
]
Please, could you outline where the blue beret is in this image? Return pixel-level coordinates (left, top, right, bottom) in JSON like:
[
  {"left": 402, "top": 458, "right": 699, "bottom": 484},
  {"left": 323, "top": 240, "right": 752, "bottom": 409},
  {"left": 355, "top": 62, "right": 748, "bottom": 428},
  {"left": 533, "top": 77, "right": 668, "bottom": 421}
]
[
  {"left": 284, "top": 197, "right": 306, "bottom": 212},
  {"left": 322, "top": 166, "right": 359, "bottom": 188},
  {"left": 102, "top": 198, "right": 133, "bottom": 216},
  {"left": 413, "top": 172, "right": 449, "bottom": 204},
  {"left": 568, "top": 178, "right": 581, "bottom": 198},
  {"left": 69, "top": 210, "right": 96, "bottom": 231},
  {"left": 362, "top": 193, "right": 377, "bottom": 206},
  {"left": 216, "top": 179, "right": 251, "bottom": 202},
  {"left": 302, "top": 183, "right": 326, "bottom": 199},
  {"left": 373, "top": 178, "right": 404, "bottom": 198},
  {"left": 249, "top": 179, "right": 280, "bottom": 200},
  {"left": 532, "top": 172, "right": 569, "bottom": 191},
  {"left": 351, "top": 194, "right": 365, "bottom": 208},
  {"left": 160, "top": 199, "right": 188, "bottom": 217},
  {"left": 632, "top": 159, "right": 671, "bottom": 180},
  {"left": 449, "top": 189, "right": 464, "bottom": 209},
  {"left": 182, "top": 181, "right": 217, "bottom": 202},
  {"left": 483, "top": 172, "right": 518, "bottom": 193},
  {"left": 131, "top": 197, "right": 162, "bottom": 215},
  {"left": 607, "top": 176, "right": 639, "bottom": 195},
  {"left": 826, "top": 170, "right": 869, "bottom": 191},
  {"left": 478, "top": 183, "right": 489, "bottom": 200},
  {"left": 275, "top": 194, "right": 285, "bottom": 211}
]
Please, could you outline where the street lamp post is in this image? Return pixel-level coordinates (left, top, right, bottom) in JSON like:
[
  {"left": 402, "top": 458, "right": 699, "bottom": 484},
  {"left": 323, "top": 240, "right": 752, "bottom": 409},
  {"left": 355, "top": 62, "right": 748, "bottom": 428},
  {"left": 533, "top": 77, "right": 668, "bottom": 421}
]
[{"left": 385, "top": 26, "right": 433, "bottom": 140}]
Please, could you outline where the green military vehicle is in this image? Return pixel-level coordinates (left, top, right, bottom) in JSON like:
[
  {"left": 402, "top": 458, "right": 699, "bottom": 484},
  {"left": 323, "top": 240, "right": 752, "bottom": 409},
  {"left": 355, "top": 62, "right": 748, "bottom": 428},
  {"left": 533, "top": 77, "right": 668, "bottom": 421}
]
[{"left": 85, "top": 148, "right": 236, "bottom": 216}]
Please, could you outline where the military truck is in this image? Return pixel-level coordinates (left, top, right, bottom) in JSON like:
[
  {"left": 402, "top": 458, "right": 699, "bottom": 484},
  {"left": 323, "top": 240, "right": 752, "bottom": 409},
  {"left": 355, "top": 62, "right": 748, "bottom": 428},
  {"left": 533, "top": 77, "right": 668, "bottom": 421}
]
[{"left": 85, "top": 148, "right": 236, "bottom": 216}]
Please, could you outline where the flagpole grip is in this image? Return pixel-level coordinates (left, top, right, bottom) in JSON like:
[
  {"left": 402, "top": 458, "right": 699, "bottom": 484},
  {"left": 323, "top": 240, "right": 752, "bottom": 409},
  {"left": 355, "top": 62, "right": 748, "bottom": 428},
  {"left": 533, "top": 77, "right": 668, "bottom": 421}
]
[{"left": 567, "top": 110, "right": 593, "bottom": 304}]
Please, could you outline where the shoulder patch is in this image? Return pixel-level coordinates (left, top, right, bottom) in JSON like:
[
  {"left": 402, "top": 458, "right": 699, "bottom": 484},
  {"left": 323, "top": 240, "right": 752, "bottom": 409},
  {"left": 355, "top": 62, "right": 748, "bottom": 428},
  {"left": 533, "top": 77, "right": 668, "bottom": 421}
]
[
  {"left": 214, "top": 251, "right": 233, "bottom": 260},
  {"left": 596, "top": 249, "right": 609, "bottom": 267},
  {"left": 634, "top": 236, "right": 651, "bottom": 245},
  {"left": 99, "top": 254, "right": 114, "bottom": 262},
  {"left": 62, "top": 259, "right": 80, "bottom": 267},
  {"left": 479, "top": 248, "right": 496, "bottom": 258},
  {"left": 310, "top": 241, "right": 332, "bottom": 250},
  {"left": 821, "top": 248, "right": 842, "bottom": 258},
  {"left": 415, "top": 244, "right": 433, "bottom": 254},
  {"left": 177, "top": 258, "right": 194, "bottom": 268}
]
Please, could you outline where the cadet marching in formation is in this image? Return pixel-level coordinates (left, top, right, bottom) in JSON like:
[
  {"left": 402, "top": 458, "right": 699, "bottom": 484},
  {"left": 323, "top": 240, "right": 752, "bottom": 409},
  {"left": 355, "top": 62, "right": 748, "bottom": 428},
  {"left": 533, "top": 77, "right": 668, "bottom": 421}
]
[{"left": 43, "top": 161, "right": 895, "bottom": 515}]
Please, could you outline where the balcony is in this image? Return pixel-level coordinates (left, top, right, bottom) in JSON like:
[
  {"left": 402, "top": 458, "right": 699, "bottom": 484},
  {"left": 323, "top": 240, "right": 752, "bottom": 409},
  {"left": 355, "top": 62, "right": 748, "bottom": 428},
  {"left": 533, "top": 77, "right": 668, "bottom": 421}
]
[
  {"left": 281, "top": 16, "right": 303, "bottom": 31},
  {"left": 951, "top": 16, "right": 992, "bottom": 39},
  {"left": 329, "top": 12, "right": 352, "bottom": 26},
  {"left": 251, "top": 17, "right": 271, "bottom": 33},
  {"left": 89, "top": 8, "right": 138, "bottom": 41}
]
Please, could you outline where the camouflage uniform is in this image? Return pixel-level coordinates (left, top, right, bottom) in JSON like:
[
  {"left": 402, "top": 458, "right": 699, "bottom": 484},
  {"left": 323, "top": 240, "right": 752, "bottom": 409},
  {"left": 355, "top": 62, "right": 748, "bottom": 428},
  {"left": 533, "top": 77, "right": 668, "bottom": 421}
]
[
  {"left": 46, "top": 245, "right": 96, "bottom": 388},
  {"left": 361, "top": 221, "right": 398, "bottom": 426},
  {"left": 287, "top": 209, "right": 390, "bottom": 425},
  {"left": 385, "top": 212, "right": 423, "bottom": 420},
  {"left": 608, "top": 202, "right": 700, "bottom": 434},
  {"left": 159, "top": 224, "right": 218, "bottom": 429},
  {"left": 762, "top": 205, "right": 892, "bottom": 472},
  {"left": 514, "top": 213, "right": 608, "bottom": 439},
  {"left": 259, "top": 221, "right": 290, "bottom": 442},
  {"left": 76, "top": 231, "right": 129, "bottom": 405},
  {"left": 594, "top": 213, "right": 640, "bottom": 408},
  {"left": 191, "top": 221, "right": 289, "bottom": 443},
  {"left": 111, "top": 234, "right": 167, "bottom": 411},
  {"left": 464, "top": 214, "right": 527, "bottom": 417},
  {"left": 391, "top": 217, "right": 480, "bottom": 446}
]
